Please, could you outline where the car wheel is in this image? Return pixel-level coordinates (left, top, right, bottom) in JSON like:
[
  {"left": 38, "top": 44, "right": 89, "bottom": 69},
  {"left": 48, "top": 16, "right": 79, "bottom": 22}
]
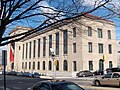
[{"left": 95, "top": 80, "right": 100, "bottom": 86}]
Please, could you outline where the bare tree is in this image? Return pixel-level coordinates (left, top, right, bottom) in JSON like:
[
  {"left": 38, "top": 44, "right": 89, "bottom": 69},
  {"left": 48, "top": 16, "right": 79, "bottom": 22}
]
[{"left": 0, "top": 0, "right": 110, "bottom": 46}]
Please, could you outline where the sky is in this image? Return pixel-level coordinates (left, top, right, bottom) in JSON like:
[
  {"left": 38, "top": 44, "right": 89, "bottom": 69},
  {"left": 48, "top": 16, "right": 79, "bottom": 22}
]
[{"left": 1, "top": 0, "right": 120, "bottom": 63}]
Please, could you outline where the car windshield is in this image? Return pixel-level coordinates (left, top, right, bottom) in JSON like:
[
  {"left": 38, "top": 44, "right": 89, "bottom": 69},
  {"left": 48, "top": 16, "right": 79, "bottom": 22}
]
[{"left": 51, "top": 82, "right": 83, "bottom": 90}]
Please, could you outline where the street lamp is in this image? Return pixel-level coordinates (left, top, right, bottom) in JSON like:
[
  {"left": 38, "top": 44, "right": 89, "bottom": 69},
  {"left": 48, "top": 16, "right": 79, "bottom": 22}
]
[{"left": 50, "top": 48, "right": 56, "bottom": 79}]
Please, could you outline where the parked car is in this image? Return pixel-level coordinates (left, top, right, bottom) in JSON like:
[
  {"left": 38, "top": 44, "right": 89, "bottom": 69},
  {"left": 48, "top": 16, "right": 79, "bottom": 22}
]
[
  {"left": 21, "top": 72, "right": 33, "bottom": 77},
  {"left": 32, "top": 72, "right": 40, "bottom": 78},
  {"left": 76, "top": 70, "right": 93, "bottom": 77},
  {"left": 93, "top": 72, "right": 120, "bottom": 87},
  {"left": 28, "top": 80, "right": 84, "bottom": 90},
  {"left": 16, "top": 72, "right": 24, "bottom": 76},
  {"left": 7, "top": 71, "right": 17, "bottom": 76}
]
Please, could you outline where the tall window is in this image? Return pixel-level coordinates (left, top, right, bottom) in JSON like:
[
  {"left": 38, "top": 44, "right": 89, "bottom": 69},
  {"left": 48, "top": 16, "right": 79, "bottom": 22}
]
[
  {"left": 98, "top": 28, "right": 103, "bottom": 38},
  {"left": 55, "top": 60, "right": 59, "bottom": 71},
  {"left": 73, "top": 61, "right": 77, "bottom": 71},
  {"left": 49, "top": 35, "right": 52, "bottom": 56},
  {"left": 19, "top": 46, "right": 20, "bottom": 50},
  {"left": 109, "top": 61, "right": 112, "bottom": 68},
  {"left": 38, "top": 39, "right": 40, "bottom": 57},
  {"left": 88, "top": 42, "right": 92, "bottom": 52},
  {"left": 63, "top": 60, "right": 68, "bottom": 71},
  {"left": 38, "top": 61, "right": 40, "bottom": 70},
  {"left": 108, "top": 44, "right": 112, "bottom": 54},
  {"left": 33, "top": 62, "right": 35, "bottom": 70},
  {"left": 49, "top": 61, "right": 52, "bottom": 70},
  {"left": 63, "top": 30, "right": 68, "bottom": 54},
  {"left": 73, "top": 27, "right": 76, "bottom": 37},
  {"left": 89, "top": 61, "right": 93, "bottom": 70},
  {"left": 43, "top": 61, "right": 45, "bottom": 70},
  {"left": 33, "top": 40, "right": 36, "bottom": 58},
  {"left": 108, "top": 30, "right": 111, "bottom": 39},
  {"left": 22, "top": 44, "right": 24, "bottom": 59},
  {"left": 98, "top": 43, "right": 103, "bottom": 53},
  {"left": 56, "top": 32, "right": 59, "bottom": 55},
  {"left": 26, "top": 43, "right": 28, "bottom": 59},
  {"left": 99, "top": 59, "right": 104, "bottom": 70},
  {"left": 29, "top": 62, "right": 31, "bottom": 69},
  {"left": 43, "top": 37, "right": 46, "bottom": 57},
  {"left": 29, "top": 42, "right": 31, "bottom": 59},
  {"left": 88, "top": 26, "right": 92, "bottom": 36},
  {"left": 25, "top": 62, "right": 27, "bottom": 69},
  {"left": 73, "top": 43, "right": 76, "bottom": 53}
]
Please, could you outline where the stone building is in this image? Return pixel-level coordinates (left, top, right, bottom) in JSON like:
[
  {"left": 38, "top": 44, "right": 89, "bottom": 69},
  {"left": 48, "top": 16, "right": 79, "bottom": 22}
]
[{"left": 7, "top": 14, "right": 117, "bottom": 77}]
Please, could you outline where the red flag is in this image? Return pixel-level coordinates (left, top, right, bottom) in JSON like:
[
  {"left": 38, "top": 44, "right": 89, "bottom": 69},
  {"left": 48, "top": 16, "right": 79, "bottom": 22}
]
[{"left": 10, "top": 43, "right": 14, "bottom": 62}]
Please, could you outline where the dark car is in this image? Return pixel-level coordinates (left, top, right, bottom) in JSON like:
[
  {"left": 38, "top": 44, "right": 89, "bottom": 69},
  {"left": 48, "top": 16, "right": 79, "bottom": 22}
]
[
  {"left": 32, "top": 72, "right": 40, "bottom": 78},
  {"left": 93, "top": 70, "right": 104, "bottom": 75},
  {"left": 7, "top": 71, "right": 17, "bottom": 76},
  {"left": 76, "top": 70, "right": 93, "bottom": 77},
  {"left": 28, "top": 80, "right": 84, "bottom": 90}
]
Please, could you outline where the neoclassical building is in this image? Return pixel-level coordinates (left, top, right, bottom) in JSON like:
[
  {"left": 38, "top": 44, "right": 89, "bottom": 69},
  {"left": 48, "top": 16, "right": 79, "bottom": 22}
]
[{"left": 7, "top": 14, "right": 117, "bottom": 77}]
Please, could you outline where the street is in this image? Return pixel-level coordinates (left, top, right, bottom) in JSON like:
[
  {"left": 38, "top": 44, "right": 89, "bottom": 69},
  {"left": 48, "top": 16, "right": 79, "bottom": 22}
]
[{"left": 0, "top": 75, "right": 120, "bottom": 90}]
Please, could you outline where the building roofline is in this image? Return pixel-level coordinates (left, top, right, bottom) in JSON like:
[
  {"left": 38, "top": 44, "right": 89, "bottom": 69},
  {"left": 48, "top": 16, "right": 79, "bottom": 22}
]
[{"left": 10, "top": 14, "right": 114, "bottom": 41}]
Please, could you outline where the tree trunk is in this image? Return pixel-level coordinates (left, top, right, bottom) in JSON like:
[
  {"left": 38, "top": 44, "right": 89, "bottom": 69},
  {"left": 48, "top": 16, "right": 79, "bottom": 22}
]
[{"left": 0, "top": 26, "right": 6, "bottom": 44}]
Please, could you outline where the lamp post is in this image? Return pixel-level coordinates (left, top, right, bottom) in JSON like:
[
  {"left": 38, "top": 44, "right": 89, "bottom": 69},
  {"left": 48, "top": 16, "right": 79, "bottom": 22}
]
[{"left": 50, "top": 48, "right": 56, "bottom": 79}]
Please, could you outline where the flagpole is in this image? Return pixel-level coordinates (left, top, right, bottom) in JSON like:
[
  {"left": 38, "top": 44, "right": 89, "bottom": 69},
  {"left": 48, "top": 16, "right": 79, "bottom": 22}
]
[{"left": 2, "top": 50, "right": 7, "bottom": 90}]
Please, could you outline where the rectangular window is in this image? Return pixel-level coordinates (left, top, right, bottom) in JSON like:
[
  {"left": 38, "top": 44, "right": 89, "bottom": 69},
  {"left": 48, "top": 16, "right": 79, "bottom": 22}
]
[
  {"left": 19, "top": 46, "right": 20, "bottom": 50},
  {"left": 29, "top": 62, "right": 31, "bottom": 69},
  {"left": 56, "top": 32, "right": 59, "bottom": 55},
  {"left": 49, "top": 35, "right": 52, "bottom": 56},
  {"left": 108, "top": 30, "right": 111, "bottom": 39},
  {"left": 89, "top": 61, "right": 93, "bottom": 70},
  {"left": 88, "top": 42, "right": 92, "bottom": 52},
  {"left": 98, "top": 28, "right": 103, "bottom": 38},
  {"left": 73, "top": 61, "right": 77, "bottom": 71},
  {"left": 108, "top": 44, "right": 112, "bottom": 54},
  {"left": 33, "top": 40, "right": 36, "bottom": 58},
  {"left": 63, "top": 30, "right": 68, "bottom": 54},
  {"left": 29, "top": 42, "right": 31, "bottom": 59},
  {"left": 33, "top": 62, "right": 35, "bottom": 70},
  {"left": 73, "top": 43, "right": 76, "bottom": 53},
  {"left": 25, "top": 62, "right": 27, "bottom": 69},
  {"left": 73, "top": 27, "right": 76, "bottom": 37},
  {"left": 22, "top": 44, "right": 24, "bottom": 59},
  {"left": 38, "top": 39, "right": 40, "bottom": 57},
  {"left": 88, "top": 26, "right": 92, "bottom": 36},
  {"left": 109, "top": 61, "right": 112, "bottom": 68},
  {"left": 26, "top": 43, "right": 28, "bottom": 59},
  {"left": 43, "top": 37, "right": 46, "bottom": 56},
  {"left": 98, "top": 43, "right": 103, "bottom": 53}
]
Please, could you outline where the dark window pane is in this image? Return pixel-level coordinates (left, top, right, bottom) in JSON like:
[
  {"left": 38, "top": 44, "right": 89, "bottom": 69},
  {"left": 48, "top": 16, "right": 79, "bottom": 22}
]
[
  {"left": 56, "top": 33, "right": 59, "bottom": 55},
  {"left": 49, "top": 35, "right": 52, "bottom": 56},
  {"left": 63, "top": 30, "right": 68, "bottom": 54},
  {"left": 88, "top": 26, "right": 92, "bottom": 36},
  {"left": 43, "top": 37, "right": 46, "bottom": 56},
  {"left": 38, "top": 39, "right": 40, "bottom": 57},
  {"left": 98, "top": 28, "right": 103, "bottom": 38},
  {"left": 73, "top": 27, "right": 76, "bottom": 37}
]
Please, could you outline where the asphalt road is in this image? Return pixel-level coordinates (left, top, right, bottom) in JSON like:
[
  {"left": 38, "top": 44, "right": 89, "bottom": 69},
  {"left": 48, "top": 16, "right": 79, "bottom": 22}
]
[
  {"left": 0, "top": 75, "right": 120, "bottom": 90},
  {"left": 0, "top": 75, "right": 50, "bottom": 90}
]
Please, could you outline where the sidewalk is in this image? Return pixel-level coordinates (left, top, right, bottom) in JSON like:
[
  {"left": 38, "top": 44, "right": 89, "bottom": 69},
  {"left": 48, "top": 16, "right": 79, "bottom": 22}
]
[{"left": 40, "top": 76, "right": 96, "bottom": 81}]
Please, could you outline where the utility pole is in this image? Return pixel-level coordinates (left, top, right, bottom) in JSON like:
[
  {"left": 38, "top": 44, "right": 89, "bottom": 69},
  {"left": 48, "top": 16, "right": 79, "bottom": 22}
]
[{"left": 2, "top": 50, "right": 7, "bottom": 90}]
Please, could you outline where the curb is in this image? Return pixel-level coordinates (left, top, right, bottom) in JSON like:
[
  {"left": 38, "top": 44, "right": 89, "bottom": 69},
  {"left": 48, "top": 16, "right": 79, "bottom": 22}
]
[{"left": 40, "top": 76, "right": 94, "bottom": 81}]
